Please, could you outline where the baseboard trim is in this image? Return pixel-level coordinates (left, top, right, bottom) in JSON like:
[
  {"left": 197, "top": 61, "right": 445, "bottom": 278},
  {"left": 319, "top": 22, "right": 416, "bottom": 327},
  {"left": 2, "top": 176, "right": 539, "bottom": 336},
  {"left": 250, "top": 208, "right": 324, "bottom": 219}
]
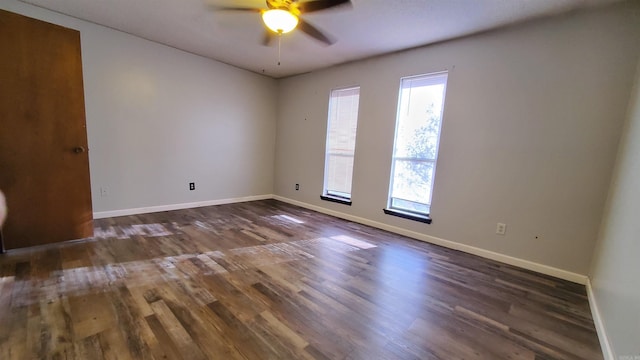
[
  {"left": 93, "top": 194, "right": 274, "bottom": 219},
  {"left": 273, "top": 195, "right": 588, "bottom": 285},
  {"left": 586, "top": 280, "right": 614, "bottom": 360},
  {"left": 94, "top": 194, "right": 589, "bottom": 284}
]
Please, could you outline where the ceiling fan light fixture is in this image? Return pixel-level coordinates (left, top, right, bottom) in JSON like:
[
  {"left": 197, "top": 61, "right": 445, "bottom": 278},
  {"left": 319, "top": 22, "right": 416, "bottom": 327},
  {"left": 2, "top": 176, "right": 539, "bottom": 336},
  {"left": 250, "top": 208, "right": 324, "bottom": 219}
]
[{"left": 262, "top": 9, "right": 299, "bottom": 34}]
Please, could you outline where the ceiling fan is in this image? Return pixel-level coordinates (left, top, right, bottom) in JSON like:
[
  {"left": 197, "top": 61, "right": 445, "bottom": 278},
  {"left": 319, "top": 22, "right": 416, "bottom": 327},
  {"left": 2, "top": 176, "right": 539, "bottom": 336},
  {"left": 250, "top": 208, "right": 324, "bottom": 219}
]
[{"left": 212, "top": 0, "right": 352, "bottom": 46}]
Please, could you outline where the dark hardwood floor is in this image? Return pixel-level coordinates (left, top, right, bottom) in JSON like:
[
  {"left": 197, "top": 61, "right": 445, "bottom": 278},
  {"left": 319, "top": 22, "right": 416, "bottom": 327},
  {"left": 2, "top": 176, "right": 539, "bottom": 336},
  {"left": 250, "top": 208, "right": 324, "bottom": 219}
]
[{"left": 0, "top": 199, "right": 603, "bottom": 359}]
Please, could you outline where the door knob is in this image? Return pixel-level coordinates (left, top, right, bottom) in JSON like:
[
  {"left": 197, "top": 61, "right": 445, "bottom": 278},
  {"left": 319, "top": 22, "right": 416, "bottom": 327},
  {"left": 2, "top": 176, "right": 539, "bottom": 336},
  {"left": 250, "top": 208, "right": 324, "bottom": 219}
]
[{"left": 73, "top": 146, "right": 85, "bottom": 154}]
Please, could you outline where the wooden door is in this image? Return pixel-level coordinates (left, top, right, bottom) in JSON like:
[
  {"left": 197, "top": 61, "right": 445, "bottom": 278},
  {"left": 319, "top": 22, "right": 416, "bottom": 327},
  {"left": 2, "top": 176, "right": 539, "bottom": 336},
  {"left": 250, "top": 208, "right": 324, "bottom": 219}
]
[{"left": 0, "top": 9, "right": 93, "bottom": 250}]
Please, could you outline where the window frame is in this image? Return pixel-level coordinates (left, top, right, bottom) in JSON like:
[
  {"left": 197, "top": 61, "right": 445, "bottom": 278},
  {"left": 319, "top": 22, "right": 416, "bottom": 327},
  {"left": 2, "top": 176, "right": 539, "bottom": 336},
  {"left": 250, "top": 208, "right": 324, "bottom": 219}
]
[
  {"left": 321, "top": 85, "right": 361, "bottom": 205},
  {"left": 385, "top": 72, "right": 448, "bottom": 222}
]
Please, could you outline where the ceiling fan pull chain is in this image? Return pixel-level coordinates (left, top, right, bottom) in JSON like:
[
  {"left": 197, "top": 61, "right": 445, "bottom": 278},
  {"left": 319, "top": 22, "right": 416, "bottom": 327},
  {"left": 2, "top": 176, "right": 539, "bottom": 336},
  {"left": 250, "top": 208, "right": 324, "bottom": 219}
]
[{"left": 278, "top": 32, "right": 282, "bottom": 66}]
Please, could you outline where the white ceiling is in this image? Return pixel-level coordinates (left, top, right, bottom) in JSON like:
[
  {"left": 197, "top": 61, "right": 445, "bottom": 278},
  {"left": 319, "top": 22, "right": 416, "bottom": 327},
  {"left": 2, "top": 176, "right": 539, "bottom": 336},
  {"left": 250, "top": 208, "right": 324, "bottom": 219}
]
[{"left": 20, "top": 0, "right": 623, "bottom": 78}]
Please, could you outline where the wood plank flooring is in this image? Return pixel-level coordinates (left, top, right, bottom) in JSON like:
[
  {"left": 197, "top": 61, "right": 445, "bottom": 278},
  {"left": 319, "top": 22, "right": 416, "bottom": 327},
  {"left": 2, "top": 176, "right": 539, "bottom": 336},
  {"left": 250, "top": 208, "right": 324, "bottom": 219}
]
[{"left": 0, "top": 199, "right": 603, "bottom": 359}]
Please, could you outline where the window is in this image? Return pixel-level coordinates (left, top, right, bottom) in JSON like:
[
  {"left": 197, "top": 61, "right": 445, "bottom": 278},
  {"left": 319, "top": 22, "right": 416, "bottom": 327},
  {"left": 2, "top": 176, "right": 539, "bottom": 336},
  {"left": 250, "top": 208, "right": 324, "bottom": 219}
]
[
  {"left": 386, "top": 72, "right": 448, "bottom": 222},
  {"left": 322, "top": 86, "right": 360, "bottom": 205}
]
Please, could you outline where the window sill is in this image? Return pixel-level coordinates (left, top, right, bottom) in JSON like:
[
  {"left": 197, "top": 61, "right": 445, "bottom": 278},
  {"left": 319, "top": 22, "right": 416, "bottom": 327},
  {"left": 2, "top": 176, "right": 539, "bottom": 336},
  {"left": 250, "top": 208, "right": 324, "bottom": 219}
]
[
  {"left": 383, "top": 208, "right": 432, "bottom": 224},
  {"left": 320, "top": 195, "right": 352, "bottom": 206}
]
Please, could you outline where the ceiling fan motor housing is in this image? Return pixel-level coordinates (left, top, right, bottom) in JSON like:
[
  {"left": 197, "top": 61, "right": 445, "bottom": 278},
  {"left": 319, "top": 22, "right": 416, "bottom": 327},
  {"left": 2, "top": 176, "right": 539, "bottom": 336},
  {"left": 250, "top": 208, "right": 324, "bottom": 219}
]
[{"left": 267, "top": 0, "right": 298, "bottom": 12}]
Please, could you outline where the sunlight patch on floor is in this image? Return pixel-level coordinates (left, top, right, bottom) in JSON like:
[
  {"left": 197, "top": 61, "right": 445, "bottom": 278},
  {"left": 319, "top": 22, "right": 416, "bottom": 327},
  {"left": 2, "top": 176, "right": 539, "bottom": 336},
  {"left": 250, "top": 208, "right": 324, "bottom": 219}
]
[
  {"left": 4, "top": 234, "right": 379, "bottom": 307},
  {"left": 271, "top": 214, "right": 305, "bottom": 224},
  {"left": 331, "top": 235, "right": 377, "bottom": 249},
  {"left": 93, "top": 223, "right": 172, "bottom": 239}
]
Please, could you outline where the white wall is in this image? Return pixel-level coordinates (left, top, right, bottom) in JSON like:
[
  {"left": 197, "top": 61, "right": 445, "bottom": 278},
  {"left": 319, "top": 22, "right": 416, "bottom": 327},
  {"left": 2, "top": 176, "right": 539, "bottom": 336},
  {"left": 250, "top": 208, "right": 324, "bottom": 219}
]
[
  {"left": 0, "top": 0, "right": 278, "bottom": 214},
  {"left": 590, "top": 58, "right": 640, "bottom": 358},
  {"left": 274, "top": 2, "right": 640, "bottom": 276}
]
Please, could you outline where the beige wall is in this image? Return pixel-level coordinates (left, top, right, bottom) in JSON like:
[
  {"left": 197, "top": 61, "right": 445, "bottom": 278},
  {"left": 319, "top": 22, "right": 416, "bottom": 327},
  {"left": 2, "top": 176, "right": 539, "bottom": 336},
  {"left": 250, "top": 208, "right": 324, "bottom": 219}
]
[
  {"left": 590, "top": 57, "right": 640, "bottom": 358},
  {"left": 0, "top": 0, "right": 278, "bottom": 214},
  {"left": 274, "top": 2, "right": 640, "bottom": 275}
]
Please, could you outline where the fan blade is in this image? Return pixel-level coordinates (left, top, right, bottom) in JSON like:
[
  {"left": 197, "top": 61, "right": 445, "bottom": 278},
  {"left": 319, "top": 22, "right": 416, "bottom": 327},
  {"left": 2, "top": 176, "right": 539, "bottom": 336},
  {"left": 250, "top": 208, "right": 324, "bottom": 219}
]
[
  {"left": 262, "top": 30, "right": 275, "bottom": 46},
  {"left": 298, "top": 19, "right": 334, "bottom": 45},
  {"left": 298, "top": 0, "right": 351, "bottom": 13},
  {"left": 209, "top": 6, "right": 262, "bottom": 12}
]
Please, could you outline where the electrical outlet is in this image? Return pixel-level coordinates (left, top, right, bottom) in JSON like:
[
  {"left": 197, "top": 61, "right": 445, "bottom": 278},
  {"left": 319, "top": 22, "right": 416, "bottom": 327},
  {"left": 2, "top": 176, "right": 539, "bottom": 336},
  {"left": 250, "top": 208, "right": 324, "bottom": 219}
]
[
  {"left": 496, "top": 223, "right": 507, "bottom": 235},
  {"left": 189, "top": 182, "right": 195, "bottom": 191},
  {"left": 295, "top": 183, "right": 299, "bottom": 191},
  {"left": 100, "top": 186, "right": 108, "bottom": 197}
]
